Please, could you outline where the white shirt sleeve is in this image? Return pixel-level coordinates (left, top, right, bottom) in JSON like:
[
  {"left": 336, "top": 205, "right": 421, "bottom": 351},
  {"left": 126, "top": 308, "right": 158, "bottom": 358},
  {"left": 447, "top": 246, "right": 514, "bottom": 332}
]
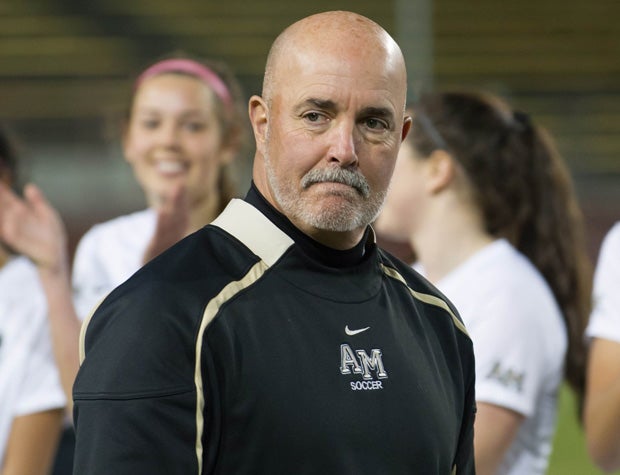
[
  {"left": 72, "top": 228, "right": 116, "bottom": 321},
  {"left": 15, "top": 314, "right": 66, "bottom": 416},
  {"left": 469, "top": 291, "right": 556, "bottom": 417},
  {"left": 586, "top": 222, "right": 620, "bottom": 342},
  {"left": 72, "top": 210, "right": 156, "bottom": 320}
]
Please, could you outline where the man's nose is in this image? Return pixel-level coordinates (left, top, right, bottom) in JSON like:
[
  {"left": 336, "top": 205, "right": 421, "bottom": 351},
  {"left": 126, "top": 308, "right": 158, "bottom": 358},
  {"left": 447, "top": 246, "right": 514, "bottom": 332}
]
[{"left": 328, "top": 120, "right": 359, "bottom": 167}]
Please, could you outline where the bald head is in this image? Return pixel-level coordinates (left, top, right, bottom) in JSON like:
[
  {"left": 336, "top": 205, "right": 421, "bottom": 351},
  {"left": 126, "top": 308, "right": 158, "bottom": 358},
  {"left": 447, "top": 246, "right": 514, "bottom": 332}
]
[
  {"left": 262, "top": 11, "right": 407, "bottom": 104},
  {"left": 248, "top": 11, "right": 411, "bottom": 248}
]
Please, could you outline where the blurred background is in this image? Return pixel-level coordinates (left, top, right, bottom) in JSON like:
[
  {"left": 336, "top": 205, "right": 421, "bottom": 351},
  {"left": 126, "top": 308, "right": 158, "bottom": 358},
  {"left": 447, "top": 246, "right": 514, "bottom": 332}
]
[
  {"left": 1, "top": 0, "right": 618, "bottom": 259},
  {"left": 0, "top": 0, "right": 618, "bottom": 473}
]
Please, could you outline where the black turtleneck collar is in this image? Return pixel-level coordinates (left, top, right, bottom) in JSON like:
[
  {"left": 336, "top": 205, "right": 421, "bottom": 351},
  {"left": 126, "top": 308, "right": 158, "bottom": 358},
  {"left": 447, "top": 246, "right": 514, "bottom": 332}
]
[{"left": 244, "top": 182, "right": 374, "bottom": 268}]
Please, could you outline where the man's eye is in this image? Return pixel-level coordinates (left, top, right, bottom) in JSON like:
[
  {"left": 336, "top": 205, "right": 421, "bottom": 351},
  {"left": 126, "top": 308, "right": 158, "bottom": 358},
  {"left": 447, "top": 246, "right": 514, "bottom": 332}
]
[
  {"left": 365, "top": 118, "right": 388, "bottom": 130},
  {"left": 304, "top": 112, "right": 322, "bottom": 122}
]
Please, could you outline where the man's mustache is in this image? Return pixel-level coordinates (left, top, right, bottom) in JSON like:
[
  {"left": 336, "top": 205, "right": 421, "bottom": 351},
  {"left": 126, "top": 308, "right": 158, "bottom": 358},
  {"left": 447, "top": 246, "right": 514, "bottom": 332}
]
[{"left": 301, "top": 167, "right": 370, "bottom": 198}]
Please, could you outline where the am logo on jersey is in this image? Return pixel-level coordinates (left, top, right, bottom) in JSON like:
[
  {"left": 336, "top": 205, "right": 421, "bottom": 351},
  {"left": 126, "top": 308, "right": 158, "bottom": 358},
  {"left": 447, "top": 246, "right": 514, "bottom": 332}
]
[{"left": 339, "top": 343, "right": 388, "bottom": 391}]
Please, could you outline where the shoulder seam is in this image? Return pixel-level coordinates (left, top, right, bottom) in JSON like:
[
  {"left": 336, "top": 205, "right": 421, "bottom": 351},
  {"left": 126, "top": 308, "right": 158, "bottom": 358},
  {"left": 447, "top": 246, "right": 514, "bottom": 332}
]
[
  {"left": 380, "top": 263, "right": 469, "bottom": 337},
  {"left": 78, "top": 294, "right": 109, "bottom": 365},
  {"left": 210, "top": 199, "right": 294, "bottom": 267},
  {"left": 193, "top": 259, "right": 270, "bottom": 474}
]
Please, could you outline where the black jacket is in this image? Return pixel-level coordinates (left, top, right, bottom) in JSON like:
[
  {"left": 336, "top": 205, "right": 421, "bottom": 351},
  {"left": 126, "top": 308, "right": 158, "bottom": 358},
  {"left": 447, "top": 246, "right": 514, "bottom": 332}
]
[{"left": 73, "top": 186, "right": 476, "bottom": 474}]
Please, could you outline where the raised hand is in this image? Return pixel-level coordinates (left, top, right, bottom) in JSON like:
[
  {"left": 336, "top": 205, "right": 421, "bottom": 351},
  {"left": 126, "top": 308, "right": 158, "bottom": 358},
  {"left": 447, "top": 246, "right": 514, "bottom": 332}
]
[
  {"left": 0, "top": 183, "right": 68, "bottom": 275},
  {"left": 142, "top": 183, "right": 190, "bottom": 264}
]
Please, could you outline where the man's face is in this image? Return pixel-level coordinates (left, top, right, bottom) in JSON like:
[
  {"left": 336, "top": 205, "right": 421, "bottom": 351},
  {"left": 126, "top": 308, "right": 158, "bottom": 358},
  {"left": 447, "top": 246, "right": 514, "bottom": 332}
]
[{"left": 252, "top": 38, "right": 409, "bottom": 247}]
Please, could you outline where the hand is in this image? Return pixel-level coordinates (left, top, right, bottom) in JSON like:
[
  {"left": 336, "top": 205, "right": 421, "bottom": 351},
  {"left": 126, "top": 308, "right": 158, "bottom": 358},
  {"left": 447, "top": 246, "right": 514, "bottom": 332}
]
[
  {"left": 143, "top": 184, "right": 190, "bottom": 264},
  {"left": 0, "top": 183, "right": 68, "bottom": 275}
]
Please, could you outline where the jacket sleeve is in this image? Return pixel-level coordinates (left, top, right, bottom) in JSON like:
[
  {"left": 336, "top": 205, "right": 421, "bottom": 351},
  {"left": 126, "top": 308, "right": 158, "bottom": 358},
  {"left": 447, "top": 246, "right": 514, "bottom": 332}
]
[
  {"left": 453, "top": 345, "right": 477, "bottom": 474},
  {"left": 72, "top": 280, "right": 202, "bottom": 474}
]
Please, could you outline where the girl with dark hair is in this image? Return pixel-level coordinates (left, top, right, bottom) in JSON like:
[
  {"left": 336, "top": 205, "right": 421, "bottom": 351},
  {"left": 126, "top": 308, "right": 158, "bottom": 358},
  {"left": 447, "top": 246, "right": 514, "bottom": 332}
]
[
  {"left": 375, "top": 90, "right": 592, "bottom": 475},
  {"left": 0, "top": 125, "right": 65, "bottom": 474}
]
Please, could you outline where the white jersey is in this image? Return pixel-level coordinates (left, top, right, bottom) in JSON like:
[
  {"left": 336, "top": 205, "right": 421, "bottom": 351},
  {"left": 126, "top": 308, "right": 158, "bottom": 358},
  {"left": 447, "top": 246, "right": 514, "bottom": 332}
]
[
  {"left": 72, "top": 209, "right": 156, "bottom": 320},
  {"left": 0, "top": 257, "right": 65, "bottom": 465},
  {"left": 586, "top": 222, "right": 620, "bottom": 342},
  {"left": 434, "top": 239, "right": 566, "bottom": 475}
]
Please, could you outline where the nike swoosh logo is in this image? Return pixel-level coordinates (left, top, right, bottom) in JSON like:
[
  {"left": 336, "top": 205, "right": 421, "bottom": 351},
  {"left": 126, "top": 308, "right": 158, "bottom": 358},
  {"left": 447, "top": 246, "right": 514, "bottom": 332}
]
[{"left": 345, "top": 325, "right": 370, "bottom": 336}]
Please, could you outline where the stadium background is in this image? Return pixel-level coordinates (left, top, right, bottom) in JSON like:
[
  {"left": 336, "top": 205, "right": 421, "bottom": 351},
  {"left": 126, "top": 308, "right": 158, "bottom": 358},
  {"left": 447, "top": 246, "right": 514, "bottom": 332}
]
[{"left": 1, "top": 1, "right": 618, "bottom": 473}]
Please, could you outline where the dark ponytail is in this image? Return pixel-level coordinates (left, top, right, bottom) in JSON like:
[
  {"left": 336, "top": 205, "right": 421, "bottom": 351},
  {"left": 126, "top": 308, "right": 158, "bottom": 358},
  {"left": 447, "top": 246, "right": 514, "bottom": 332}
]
[
  {"left": 510, "top": 118, "right": 592, "bottom": 416},
  {"left": 410, "top": 91, "right": 592, "bottom": 415}
]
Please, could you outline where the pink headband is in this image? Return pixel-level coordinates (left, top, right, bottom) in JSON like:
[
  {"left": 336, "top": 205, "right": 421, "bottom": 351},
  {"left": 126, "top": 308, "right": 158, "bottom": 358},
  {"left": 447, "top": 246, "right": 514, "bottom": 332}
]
[{"left": 134, "top": 58, "right": 232, "bottom": 107}]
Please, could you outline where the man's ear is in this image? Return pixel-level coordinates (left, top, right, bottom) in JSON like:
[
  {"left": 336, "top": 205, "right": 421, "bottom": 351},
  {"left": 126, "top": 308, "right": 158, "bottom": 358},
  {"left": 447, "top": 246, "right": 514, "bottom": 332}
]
[
  {"left": 249, "top": 95, "right": 268, "bottom": 148},
  {"left": 401, "top": 115, "right": 412, "bottom": 142},
  {"left": 427, "top": 149, "right": 456, "bottom": 194}
]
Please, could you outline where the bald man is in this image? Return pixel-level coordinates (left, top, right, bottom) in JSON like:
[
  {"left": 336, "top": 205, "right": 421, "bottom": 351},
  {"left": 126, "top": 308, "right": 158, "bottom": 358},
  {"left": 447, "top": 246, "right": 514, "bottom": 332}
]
[{"left": 73, "top": 11, "right": 476, "bottom": 474}]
